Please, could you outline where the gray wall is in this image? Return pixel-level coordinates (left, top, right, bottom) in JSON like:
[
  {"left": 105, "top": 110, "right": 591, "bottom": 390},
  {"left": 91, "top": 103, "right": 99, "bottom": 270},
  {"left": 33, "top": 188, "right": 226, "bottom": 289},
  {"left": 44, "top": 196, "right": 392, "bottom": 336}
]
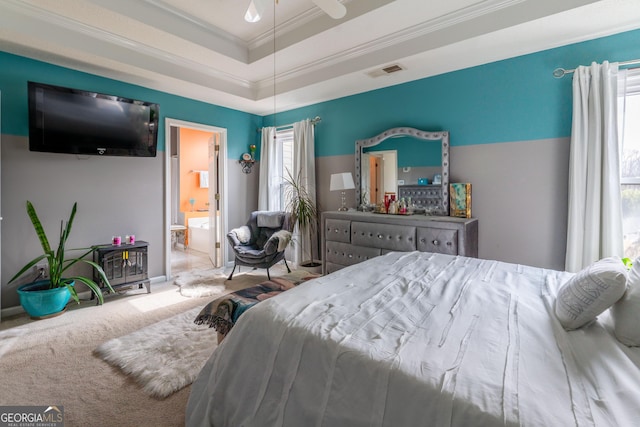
[
  {"left": 1, "top": 135, "right": 164, "bottom": 309},
  {"left": 227, "top": 161, "right": 259, "bottom": 232},
  {"left": 451, "top": 138, "right": 570, "bottom": 270},
  {"left": 316, "top": 137, "right": 570, "bottom": 271}
]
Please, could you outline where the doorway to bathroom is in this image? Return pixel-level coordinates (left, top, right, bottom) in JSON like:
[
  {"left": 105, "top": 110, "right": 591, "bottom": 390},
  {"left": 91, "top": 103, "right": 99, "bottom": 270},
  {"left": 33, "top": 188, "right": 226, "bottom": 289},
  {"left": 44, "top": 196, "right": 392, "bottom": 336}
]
[{"left": 164, "top": 118, "right": 227, "bottom": 280}]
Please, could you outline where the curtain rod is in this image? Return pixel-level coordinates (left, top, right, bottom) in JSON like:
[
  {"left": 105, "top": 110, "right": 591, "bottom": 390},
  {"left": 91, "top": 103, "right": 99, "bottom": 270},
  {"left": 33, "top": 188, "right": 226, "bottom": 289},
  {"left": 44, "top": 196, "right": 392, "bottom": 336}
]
[
  {"left": 256, "top": 116, "right": 321, "bottom": 133},
  {"left": 553, "top": 59, "right": 640, "bottom": 78}
]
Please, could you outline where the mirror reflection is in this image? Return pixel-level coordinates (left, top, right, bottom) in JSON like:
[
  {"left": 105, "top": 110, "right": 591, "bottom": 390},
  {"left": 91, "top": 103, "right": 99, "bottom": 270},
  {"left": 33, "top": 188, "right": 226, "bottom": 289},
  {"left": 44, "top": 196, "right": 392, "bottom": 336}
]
[
  {"left": 361, "top": 136, "right": 442, "bottom": 204},
  {"left": 355, "top": 128, "right": 449, "bottom": 215}
]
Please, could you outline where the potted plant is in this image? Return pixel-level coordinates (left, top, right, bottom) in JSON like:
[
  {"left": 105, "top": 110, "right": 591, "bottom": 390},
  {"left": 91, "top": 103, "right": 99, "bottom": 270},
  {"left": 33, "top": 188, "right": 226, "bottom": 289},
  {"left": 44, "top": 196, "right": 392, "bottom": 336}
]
[
  {"left": 8, "top": 201, "right": 114, "bottom": 318},
  {"left": 283, "top": 168, "right": 322, "bottom": 272}
]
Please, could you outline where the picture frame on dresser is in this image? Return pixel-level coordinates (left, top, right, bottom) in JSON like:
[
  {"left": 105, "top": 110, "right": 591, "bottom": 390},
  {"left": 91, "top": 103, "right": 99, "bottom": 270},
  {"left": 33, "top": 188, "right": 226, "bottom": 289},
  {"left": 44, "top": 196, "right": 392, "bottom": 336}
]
[{"left": 450, "top": 183, "right": 472, "bottom": 218}]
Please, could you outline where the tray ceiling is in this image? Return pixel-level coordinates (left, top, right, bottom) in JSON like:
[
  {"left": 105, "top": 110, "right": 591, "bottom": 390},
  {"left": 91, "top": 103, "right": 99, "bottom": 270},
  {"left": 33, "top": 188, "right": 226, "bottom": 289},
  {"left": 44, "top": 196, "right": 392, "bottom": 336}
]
[{"left": 1, "top": 0, "right": 639, "bottom": 115}]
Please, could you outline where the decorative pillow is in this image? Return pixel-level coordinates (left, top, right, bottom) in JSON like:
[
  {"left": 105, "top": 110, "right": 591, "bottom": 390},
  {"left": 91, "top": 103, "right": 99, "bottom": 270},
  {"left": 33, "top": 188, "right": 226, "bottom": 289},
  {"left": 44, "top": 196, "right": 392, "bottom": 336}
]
[
  {"left": 234, "top": 226, "right": 252, "bottom": 244},
  {"left": 555, "top": 257, "right": 628, "bottom": 330},
  {"left": 610, "top": 258, "right": 640, "bottom": 346}
]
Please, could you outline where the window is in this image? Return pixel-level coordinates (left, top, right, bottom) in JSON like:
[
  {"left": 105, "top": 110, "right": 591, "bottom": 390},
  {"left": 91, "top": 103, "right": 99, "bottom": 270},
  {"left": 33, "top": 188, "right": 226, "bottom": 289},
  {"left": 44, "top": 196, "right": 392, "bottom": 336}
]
[
  {"left": 619, "top": 68, "right": 640, "bottom": 259},
  {"left": 276, "top": 128, "right": 294, "bottom": 210}
]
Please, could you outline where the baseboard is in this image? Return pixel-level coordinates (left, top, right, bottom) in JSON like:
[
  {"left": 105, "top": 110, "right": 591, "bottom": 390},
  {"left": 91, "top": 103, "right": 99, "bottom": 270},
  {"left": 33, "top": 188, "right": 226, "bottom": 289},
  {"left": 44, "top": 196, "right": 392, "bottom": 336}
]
[
  {"left": 1, "top": 305, "right": 25, "bottom": 319},
  {"left": 150, "top": 275, "right": 168, "bottom": 284},
  {"left": 1, "top": 275, "right": 169, "bottom": 321}
]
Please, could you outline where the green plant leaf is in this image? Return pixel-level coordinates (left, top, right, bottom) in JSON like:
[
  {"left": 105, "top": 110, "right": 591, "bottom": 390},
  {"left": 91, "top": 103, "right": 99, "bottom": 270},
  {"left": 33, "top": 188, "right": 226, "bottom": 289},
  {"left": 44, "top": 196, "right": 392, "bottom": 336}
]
[
  {"left": 26, "top": 201, "right": 52, "bottom": 255},
  {"left": 282, "top": 168, "right": 319, "bottom": 260},
  {"left": 7, "top": 253, "right": 49, "bottom": 284},
  {"left": 69, "top": 276, "right": 105, "bottom": 305},
  {"left": 64, "top": 281, "right": 80, "bottom": 304}
]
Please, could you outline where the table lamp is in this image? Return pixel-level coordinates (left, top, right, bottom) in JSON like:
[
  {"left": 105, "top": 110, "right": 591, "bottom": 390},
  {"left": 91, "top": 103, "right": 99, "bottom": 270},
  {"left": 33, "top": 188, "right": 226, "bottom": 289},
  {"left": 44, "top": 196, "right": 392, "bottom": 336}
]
[{"left": 330, "top": 172, "right": 355, "bottom": 211}]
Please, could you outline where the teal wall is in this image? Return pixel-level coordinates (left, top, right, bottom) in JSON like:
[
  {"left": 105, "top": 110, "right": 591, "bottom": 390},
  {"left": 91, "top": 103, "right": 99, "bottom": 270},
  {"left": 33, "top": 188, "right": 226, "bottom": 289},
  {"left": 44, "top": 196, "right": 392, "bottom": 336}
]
[
  {"left": 2, "top": 28, "right": 639, "bottom": 160},
  {"left": 0, "top": 52, "right": 261, "bottom": 159},
  {"left": 267, "top": 28, "right": 640, "bottom": 157}
]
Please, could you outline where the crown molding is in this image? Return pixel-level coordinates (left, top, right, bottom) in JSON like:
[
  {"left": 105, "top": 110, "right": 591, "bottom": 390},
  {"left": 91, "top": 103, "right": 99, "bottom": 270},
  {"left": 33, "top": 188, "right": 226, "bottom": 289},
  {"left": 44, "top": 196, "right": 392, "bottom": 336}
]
[
  {"left": 87, "top": 0, "right": 249, "bottom": 63},
  {"left": 2, "top": 0, "right": 255, "bottom": 94}
]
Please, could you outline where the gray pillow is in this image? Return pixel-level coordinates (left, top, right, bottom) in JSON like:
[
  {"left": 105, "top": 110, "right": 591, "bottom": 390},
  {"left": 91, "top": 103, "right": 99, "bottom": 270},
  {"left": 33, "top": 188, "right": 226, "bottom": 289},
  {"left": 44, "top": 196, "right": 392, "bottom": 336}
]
[{"left": 555, "top": 257, "right": 628, "bottom": 330}]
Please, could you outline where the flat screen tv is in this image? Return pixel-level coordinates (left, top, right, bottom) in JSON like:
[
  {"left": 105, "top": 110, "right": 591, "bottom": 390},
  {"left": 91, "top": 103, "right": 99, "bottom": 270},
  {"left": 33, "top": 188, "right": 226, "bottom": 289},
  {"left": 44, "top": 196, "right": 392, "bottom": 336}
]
[{"left": 28, "top": 81, "right": 159, "bottom": 157}]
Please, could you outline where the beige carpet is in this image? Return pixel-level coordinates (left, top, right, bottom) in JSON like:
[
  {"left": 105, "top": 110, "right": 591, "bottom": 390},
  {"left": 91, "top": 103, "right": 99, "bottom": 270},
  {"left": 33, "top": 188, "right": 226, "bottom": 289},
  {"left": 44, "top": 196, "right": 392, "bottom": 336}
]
[{"left": 0, "top": 267, "right": 291, "bottom": 427}]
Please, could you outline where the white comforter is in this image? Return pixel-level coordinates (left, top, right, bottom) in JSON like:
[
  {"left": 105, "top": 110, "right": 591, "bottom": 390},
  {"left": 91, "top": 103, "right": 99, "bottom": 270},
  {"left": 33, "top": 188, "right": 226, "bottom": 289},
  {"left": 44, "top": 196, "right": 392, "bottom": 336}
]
[{"left": 186, "top": 252, "right": 640, "bottom": 427}]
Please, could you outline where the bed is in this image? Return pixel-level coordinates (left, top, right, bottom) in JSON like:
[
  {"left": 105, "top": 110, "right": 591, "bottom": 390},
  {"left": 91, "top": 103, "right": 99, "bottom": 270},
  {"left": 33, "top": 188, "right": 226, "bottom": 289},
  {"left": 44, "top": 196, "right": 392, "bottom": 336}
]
[{"left": 186, "top": 251, "right": 640, "bottom": 426}]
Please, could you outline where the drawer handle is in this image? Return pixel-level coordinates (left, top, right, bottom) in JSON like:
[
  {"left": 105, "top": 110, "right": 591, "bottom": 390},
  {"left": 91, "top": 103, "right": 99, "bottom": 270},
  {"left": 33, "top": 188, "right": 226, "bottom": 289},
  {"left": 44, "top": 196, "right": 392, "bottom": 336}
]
[
  {"left": 378, "top": 234, "right": 383, "bottom": 239},
  {"left": 334, "top": 228, "right": 339, "bottom": 233},
  {"left": 447, "top": 241, "right": 452, "bottom": 246},
  {"left": 348, "top": 254, "right": 353, "bottom": 258},
  {"left": 433, "top": 239, "right": 440, "bottom": 246}
]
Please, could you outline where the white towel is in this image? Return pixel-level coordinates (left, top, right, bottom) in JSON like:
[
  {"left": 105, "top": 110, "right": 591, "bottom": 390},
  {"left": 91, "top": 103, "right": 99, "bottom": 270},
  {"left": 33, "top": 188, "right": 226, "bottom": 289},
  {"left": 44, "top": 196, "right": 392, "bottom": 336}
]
[{"left": 199, "top": 171, "right": 209, "bottom": 188}]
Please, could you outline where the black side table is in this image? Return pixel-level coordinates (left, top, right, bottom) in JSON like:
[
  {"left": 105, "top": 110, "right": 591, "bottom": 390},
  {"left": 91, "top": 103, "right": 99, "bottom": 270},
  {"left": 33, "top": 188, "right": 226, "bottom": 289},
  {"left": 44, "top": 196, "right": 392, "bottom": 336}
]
[{"left": 92, "top": 241, "right": 150, "bottom": 299}]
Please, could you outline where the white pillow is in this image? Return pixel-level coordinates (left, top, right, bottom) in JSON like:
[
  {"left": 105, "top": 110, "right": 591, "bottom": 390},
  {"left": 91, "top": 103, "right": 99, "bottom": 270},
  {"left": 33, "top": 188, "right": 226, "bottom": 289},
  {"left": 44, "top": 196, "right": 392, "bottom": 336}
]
[
  {"left": 555, "top": 257, "right": 628, "bottom": 330},
  {"left": 611, "top": 258, "right": 640, "bottom": 346}
]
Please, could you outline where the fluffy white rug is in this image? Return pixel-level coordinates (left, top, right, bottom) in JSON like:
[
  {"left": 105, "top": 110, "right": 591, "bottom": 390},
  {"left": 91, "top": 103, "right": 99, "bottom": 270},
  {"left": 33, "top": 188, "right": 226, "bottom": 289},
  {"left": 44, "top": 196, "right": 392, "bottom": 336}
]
[
  {"left": 174, "top": 268, "right": 226, "bottom": 297},
  {"left": 94, "top": 306, "right": 217, "bottom": 399}
]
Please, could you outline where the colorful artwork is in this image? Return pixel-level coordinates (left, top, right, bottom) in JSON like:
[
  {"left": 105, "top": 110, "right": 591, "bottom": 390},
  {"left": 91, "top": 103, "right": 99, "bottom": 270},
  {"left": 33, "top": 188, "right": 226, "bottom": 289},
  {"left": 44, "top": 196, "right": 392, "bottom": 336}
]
[{"left": 450, "top": 183, "right": 471, "bottom": 218}]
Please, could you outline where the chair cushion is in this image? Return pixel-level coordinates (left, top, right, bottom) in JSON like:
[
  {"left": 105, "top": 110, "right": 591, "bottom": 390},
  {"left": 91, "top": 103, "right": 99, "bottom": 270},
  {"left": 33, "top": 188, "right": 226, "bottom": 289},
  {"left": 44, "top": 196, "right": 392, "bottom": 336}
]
[{"left": 233, "top": 245, "right": 266, "bottom": 259}]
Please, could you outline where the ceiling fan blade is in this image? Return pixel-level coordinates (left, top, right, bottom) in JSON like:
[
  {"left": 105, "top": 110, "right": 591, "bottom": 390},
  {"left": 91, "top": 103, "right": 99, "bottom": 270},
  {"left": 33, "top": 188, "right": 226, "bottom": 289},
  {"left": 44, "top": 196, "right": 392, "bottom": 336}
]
[{"left": 312, "top": 0, "right": 346, "bottom": 19}]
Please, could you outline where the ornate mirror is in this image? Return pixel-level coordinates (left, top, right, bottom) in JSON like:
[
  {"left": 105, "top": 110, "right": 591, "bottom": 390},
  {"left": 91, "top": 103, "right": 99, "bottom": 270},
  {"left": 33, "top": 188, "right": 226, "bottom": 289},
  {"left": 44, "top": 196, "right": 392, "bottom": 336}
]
[{"left": 355, "top": 127, "right": 449, "bottom": 214}]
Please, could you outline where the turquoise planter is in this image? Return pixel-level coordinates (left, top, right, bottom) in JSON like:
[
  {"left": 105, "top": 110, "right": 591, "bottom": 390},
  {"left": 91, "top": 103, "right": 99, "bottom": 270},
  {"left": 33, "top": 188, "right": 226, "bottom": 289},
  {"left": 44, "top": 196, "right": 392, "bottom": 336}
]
[{"left": 17, "top": 280, "right": 74, "bottom": 318}]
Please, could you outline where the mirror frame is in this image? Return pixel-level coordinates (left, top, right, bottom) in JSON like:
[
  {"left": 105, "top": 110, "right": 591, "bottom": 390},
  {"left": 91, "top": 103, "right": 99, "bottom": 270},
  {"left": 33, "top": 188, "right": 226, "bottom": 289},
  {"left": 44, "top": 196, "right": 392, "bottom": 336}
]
[{"left": 355, "top": 127, "right": 449, "bottom": 214}]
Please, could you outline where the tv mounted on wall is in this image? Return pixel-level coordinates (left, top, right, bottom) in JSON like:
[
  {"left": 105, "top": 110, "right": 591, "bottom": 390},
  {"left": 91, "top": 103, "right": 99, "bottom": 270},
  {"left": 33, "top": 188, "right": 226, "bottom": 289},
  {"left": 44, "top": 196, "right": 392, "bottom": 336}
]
[{"left": 28, "top": 81, "right": 159, "bottom": 157}]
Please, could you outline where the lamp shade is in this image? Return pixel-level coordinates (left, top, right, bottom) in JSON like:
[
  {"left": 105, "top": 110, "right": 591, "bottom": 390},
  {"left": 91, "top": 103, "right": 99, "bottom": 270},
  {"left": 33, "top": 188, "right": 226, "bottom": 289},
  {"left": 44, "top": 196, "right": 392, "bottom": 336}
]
[{"left": 330, "top": 172, "right": 355, "bottom": 191}]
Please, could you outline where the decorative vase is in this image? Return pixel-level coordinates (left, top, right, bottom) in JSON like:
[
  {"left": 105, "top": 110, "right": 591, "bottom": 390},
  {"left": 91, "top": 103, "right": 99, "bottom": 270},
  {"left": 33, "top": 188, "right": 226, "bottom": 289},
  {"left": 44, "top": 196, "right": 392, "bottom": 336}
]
[{"left": 17, "top": 280, "right": 74, "bottom": 318}]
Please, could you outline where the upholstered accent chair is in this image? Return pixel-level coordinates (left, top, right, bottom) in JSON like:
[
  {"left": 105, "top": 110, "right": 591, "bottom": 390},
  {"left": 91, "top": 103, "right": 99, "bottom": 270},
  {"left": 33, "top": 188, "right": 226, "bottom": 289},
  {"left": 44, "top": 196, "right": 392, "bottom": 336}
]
[{"left": 227, "top": 211, "right": 293, "bottom": 280}]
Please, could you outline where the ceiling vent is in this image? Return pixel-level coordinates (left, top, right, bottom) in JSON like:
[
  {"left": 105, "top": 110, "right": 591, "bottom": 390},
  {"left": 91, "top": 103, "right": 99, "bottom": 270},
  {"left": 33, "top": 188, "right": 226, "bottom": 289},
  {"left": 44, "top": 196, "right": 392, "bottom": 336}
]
[{"left": 367, "top": 64, "right": 406, "bottom": 78}]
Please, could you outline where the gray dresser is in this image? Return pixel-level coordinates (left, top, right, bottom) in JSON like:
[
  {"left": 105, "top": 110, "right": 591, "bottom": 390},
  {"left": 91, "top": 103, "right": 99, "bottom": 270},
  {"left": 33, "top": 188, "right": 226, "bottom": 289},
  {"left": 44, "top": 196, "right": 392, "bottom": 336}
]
[{"left": 322, "top": 211, "right": 478, "bottom": 274}]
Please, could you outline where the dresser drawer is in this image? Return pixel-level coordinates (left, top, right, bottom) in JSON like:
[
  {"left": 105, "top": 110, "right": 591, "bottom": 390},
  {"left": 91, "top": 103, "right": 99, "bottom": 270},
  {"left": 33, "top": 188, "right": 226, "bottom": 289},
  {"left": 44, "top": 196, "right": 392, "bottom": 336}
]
[
  {"left": 416, "top": 227, "right": 458, "bottom": 255},
  {"left": 325, "top": 219, "right": 351, "bottom": 243},
  {"left": 351, "top": 221, "right": 416, "bottom": 251},
  {"left": 321, "top": 211, "right": 478, "bottom": 276},
  {"left": 326, "top": 241, "right": 381, "bottom": 267}
]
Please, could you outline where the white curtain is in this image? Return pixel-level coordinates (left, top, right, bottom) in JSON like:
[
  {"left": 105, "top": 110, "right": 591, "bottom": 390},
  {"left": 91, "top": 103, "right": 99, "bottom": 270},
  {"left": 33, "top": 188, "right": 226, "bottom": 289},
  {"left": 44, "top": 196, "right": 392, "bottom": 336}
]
[
  {"left": 565, "top": 61, "right": 624, "bottom": 272},
  {"left": 291, "top": 119, "right": 317, "bottom": 265},
  {"left": 257, "top": 126, "right": 280, "bottom": 211}
]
